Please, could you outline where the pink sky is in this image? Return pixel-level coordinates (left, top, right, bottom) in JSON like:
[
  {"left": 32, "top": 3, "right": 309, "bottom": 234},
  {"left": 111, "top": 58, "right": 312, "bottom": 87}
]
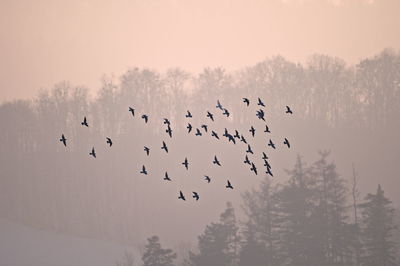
[{"left": 1, "top": 0, "right": 399, "bottom": 101}]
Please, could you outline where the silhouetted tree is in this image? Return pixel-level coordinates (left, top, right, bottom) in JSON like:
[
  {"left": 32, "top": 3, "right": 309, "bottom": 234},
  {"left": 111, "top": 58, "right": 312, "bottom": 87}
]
[
  {"left": 359, "top": 184, "right": 397, "bottom": 266},
  {"left": 142, "top": 235, "right": 177, "bottom": 266}
]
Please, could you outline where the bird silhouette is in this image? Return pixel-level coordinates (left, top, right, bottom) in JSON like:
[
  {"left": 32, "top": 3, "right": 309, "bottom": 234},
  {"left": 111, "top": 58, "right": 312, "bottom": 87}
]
[
  {"left": 266, "top": 168, "right": 273, "bottom": 177},
  {"left": 144, "top": 146, "right": 150, "bottom": 156},
  {"left": 140, "top": 165, "right": 148, "bottom": 175},
  {"left": 268, "top": 139, "right": 276, "bottom": 149},
  {"left": 211, "top": 131, "right": 219, "bottom": 139},
  {"left": 161, "top": 141, "right": 168, "bottom": 153},
  {"left": 234, "top": 130, "right": 240, "bottom": 139},
  {"left": 192, "top": 192, "right": 200, "bottom": 201},
  {"left": 81, "top": 116, "right": 89, "bottom": 127},
  {"left": 256, "top": 109, "right": 265, "bottom": 121},
  {"left": 187, "top": 123, "right": 193, "bottom": 133},
  {"left": 213, "top": 156, "right": 221, "bottom": 166},
  {"left": 163, "top": 118, "right": 170, "bottom": 125},
  {"left": 222, "top": 108, "right": 230, "bottom": 117},
  {"left": 195, "top": 128, "right": 202, "bottom": 136},
  {"left": 244, "top": 155, "right": 251, "bottom": 165},
  {"left": 257, "top": 97, "right": 265, "bottom": 107},
  {"left": 206, "top": 111, "right": 214, "bottom": 121},
  {"left": 249, "top": 126, "right": 255, "bottom": 137},
  {"left": 89, "top": 147, "right": 96, "bottom": 158},
  {"left": 246, "top": 144, "right": 254, "bottom": 154},
  {"left": 141, "top": 114, "right": 148, "bottom": 123},
  {"left": 283, "top": 138, "right": 290, "bottom": 148},
  {"left": 204, "top": 175, "right": 211, "bottom": 183},
  {"left": 264, "top": 125, "right": 271, "bottom": 133},
  {"left": 178, "top": 191, "right": 186, "bottom": 201},
  {"left": 201, "top": 124, "right": 208, "bottom": 132},
  {"left": 182, "top": 157, "right": 189, "bottom": 170},
  {"left": 240, "top": 135, "right": 247, "bottom": 144},
  {"left": 264, "top": 159, "right": 271, "bottom": 169},
  {"left": 186, "top": 110, "right": 192, "bottom": 118},
  {"left": 226, "top": 180, "right": 233, "bottom": 189},
  {"left": 243, "top": 97, "right": 250, "bottom": 106},
  {"left": 262, "top": 152, "right": 268, "bottom": 160},
  {"left": 223, "top": 128, "right": 229, "bottom": 137},
  {"left": 227, "top": 134, "right": 236, "bottom": 144},
  {"left": 164, "top": 172, "right": 171, "bottom": 181},
  {"left": 216, "top": 100, "right": 223, "bottom": 110},
  {"left": 286, "top": 105, "right": 293, "bottom": 114},
  {"left": 106, "top": 137, "right": 113, "bottom": 147},
  {"left": 250, "top": 162, "right": 258, "bottom": 175},
  {"left": 60, "top": 134, "right": 67, "bottom": 146},
  {"left": 129, "top": 107, "right": 135, "bottom": 117},
  {"left": 166, "top": 125, "right": 172, "bottom": 138}
]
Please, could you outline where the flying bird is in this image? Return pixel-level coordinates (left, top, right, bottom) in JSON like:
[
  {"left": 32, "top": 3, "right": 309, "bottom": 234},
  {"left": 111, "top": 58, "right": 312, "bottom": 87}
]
[
  {"left": 257, "top": 97, "right": 265, "bottom": 107},
  {"left": 141, "top": 114, "right": 149, "bottom": 123},
  {"left": 227, "top": 134, "right": 236, "bottom": 144},
  {"left": 213, "top": 156, "right": 221, "bottom": 166},
  {"left": 161, "top": 141, "right": 168, "bottom": 153},
  {"left": 192, "top": 192, "right": 200, "bottom": 201},
  {"left": 89, "top": 147, "right": 96, "bottom": 158},
  {"left": 264, "top": 125, "right": 271, "bottom": 133},
  {"left": 182, "top": 157, "right": 189, "bottom": 170},
  {"left": 106, "top": 137, "right": 113, "bottom": 147},
  {"left": 268, "top": 139, "right": 276, "bottom": 149},
  {"left": 234, "top": 130, "right": 240, "bottom": 139},
  {"left": 178, "top": 191, "right": 186, "bottom": 201},
  {"left": 246, "top": 144, "right": 254, "bottom": 154},
  {"left": 195, "top": 128, "right": 202, "bottom": 136},
  {"left": 128, "top": 107, "right": 135, "bottom": 117},
  {"left": 240, "top": 135, "right": 247, "bottom": 144},
  {"left": 249, "top": 126, "right": 255, "bottom": 137},
  {"left": 216, "top": 100, "right": 223, "bottom": 110},
  {"left": 283, "top": 138, "right": 290, "bottom": 148},
  {"left": 262, "top": 152, "right": 269, "bottom": 160},
  {"left": 244, "top": 155, "right": 251, "bottom": 165},
  {"left": 186, "top": 110, "right": 192, "bottom": 118},
  {"left": 144, "top": 146, "right": 150, "bottom": 156},
  {"left": 286, "top": 105, "right": 293, "bottom": 114},
  {"left": 226, "top": 180, "right": 233, "bottom": 189},
  {"left": 243, "top": 98, "right": 250, "bottom": 106},
  {"left": 266, "top": 168, "right": 273, "bottom": 177},
  {"left": 206, "top": 111, "right": 214, "bottom": 121},
  {"left": 187, "top": 123, "right": 193, "bottom": 133},
  {"left": 81, "top": 116, "right": 89, "bottom": 127},
  {"left": 164, "top": 172, "right": 171, "bottom": 181},
  {"left": 166, "top": 125, "right": 172, "bottom": 138},
  {"left": 222, "top": 108, "right": 230, "bottom": 117},
  {"left": 223, "top": 128, "right": 229, "bottom": 137},
  {"left": 256, "top": 109, "right": 265, "bottom": 121},
  {"left": 204, "top": 175, "right": 211, "bottom": 183},
  {"left": 140, "top": 165, "right": 148, "bottom": 175},
  {"left": 59, "top": 134, "right": 67, "bottom": 146},
  {"left": 211, "top": 131, "right": 219, "bottom": 139},
  {"left": 163, "top": 118, "right": 170, "bottom": 125},
  {"left": 264, "top": 159, "right": 271, "bottom": 170},
  {"left": 201, "top": 124, "right": 208, "bottom": 132},
  {"left": 250, "top": 162, "right": 258, "bottom": 175}
]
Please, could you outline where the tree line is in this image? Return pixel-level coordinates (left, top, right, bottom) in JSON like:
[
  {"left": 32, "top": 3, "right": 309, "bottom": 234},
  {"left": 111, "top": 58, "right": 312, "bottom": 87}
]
[{"left": 127, "top": 153, "right": 398, "bottom": 266}]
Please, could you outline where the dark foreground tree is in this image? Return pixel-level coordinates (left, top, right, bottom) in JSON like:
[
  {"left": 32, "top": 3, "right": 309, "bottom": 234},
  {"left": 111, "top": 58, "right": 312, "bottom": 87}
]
[
  {"left": 142, "top": 235, "right": 177, "bottom": 266},
  {"left": 189, "top": 202, "right": 239, "bottom": 266},
  {"left": 359, "top": 184, "right": 397, "bottom": 266}
]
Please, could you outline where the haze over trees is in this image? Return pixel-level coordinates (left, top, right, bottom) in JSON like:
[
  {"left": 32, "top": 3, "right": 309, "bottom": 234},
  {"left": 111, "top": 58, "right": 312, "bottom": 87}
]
[{"left": 0, "top": 49, "right": 399, "bottom": 265}]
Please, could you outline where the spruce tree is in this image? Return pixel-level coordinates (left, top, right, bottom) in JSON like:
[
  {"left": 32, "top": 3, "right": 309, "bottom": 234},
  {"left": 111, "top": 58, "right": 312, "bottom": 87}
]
[
  {"left": 359, "top": 184, "right": 397, "bottom": 266},
  {"left": 142, "top": 235, "right": 177, "bottom": 266}
]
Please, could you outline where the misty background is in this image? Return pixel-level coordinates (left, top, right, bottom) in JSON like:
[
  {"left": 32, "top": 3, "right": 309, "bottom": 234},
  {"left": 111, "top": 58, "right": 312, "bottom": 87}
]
[{"left": 1, "top": 0, "right": 400, "bottom": 265}]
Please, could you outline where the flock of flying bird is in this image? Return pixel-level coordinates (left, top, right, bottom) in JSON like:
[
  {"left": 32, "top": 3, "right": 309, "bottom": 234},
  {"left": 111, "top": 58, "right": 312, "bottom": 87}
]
[{"left": 59, "top": 97, "right": 293, "bottom": 202}]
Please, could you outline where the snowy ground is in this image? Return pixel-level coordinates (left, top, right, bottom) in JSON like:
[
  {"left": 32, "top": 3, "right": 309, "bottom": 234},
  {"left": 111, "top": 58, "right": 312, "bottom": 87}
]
[{"left": 0, "top": 218, "right": 139, "bottom": 266}]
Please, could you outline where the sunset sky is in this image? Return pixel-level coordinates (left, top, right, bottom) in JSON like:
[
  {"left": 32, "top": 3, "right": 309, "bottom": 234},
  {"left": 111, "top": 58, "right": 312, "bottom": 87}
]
[{"left": 1, "top": 0, "right": 399, "bottom": 101}]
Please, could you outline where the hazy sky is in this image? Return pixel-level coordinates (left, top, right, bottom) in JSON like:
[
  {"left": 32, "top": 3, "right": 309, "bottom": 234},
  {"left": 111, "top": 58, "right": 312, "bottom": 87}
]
[{"left": 1, "top": 0, "right": 399, "bottom": 101}]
